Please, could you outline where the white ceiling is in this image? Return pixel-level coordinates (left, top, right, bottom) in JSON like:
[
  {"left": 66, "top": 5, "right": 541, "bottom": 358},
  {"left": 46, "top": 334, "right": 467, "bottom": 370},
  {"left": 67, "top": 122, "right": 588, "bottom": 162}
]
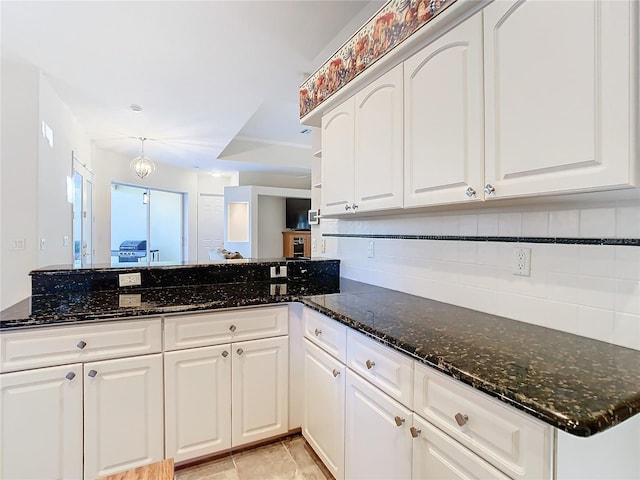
[{"left": 1, "top": 0, "right": 383, "bottom": 176}]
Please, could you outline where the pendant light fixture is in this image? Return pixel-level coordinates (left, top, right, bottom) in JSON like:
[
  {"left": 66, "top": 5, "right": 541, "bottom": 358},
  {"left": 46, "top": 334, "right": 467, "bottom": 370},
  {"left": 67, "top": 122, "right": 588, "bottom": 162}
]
[{"left": 130, "top": 137, "right": 156, "bottom": 179}]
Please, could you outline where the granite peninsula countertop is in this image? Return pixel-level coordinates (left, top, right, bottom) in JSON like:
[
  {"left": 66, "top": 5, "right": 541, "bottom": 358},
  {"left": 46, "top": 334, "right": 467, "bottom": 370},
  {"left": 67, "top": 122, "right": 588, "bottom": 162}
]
[{"left": 1, "top": 276, "right": 639, "bottom": 438}]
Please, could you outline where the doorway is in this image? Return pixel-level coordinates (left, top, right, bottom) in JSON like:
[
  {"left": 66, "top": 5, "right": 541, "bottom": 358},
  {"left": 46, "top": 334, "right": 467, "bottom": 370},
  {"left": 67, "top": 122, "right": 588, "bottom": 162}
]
[
  {"left": 72, "top": 153, "right": 94, "bottom": 268},
  {"left": 110, "top": 183, "right": 185, "bottom": 265}
]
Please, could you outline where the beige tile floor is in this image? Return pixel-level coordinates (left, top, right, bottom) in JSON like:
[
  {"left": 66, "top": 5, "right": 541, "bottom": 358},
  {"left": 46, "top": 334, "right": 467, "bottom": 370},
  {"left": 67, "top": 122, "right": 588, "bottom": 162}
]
[{"left": 175, "top": 434, "right": 333, "bottom": 480}]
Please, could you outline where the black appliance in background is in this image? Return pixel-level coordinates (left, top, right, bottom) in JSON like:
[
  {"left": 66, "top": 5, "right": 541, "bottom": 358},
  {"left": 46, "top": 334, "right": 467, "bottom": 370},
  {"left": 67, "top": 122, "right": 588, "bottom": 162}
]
[
  {"left": 118, "top": 240, "right": 147, "bottom": 262},
  {"left": 285, "top": 198, "right": 311, "bottom": 230}
]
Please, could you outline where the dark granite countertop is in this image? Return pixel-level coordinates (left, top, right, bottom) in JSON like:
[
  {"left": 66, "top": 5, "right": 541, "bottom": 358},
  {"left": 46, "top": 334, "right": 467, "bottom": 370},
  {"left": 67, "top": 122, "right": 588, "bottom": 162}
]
[
  {"left": 301, "top": 280, "right": 640, "bottom": 438},
  {"left": 1, "top": 275, "right": 638, "bottom": 438}
]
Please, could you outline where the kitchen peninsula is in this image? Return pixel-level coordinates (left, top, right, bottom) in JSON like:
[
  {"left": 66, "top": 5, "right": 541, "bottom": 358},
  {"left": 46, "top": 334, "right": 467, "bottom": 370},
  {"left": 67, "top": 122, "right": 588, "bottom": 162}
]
[{"left": 0, "top": 259, "right": 639, "bottom": 479}]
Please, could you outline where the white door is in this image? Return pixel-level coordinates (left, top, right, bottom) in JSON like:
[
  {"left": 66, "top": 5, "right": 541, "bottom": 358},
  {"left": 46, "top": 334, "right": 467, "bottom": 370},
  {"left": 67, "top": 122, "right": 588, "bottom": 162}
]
[
  {"left": 354, "top": 64, "right": 404, "bottom": 212},
  {"left": 404, "top": 13, "right": 484, "bottom": 207},
  {"left": 483, "top": 0, "right": 634, "bottom": 198},
  {"left": 321, "top": 98, "right": 355, "bottom": 215},
  {"left": 164, "top": 345, "right": 232, "bottom": 463},
  {"left": 198, "top": 194, "right": 224, "bottom": 262},
  {"left": 345, "top": 370, "right": 413, "bottom": 480},
  {"left": 0, "top": 364, "right": 83, "bottom": 480},
  {"left": 83, "top": 354, "right": 163, "bottom": 480},
  {"left": 72, "top": 154, "right": 94, "bottom": 268},
  {"left": 232, "top": 336, "right": 289, "bottom": 446},
  {"left": 302, "top": 339, "right": 346, "bottom": 480},
  {"left": 411, "top": 414, "right": 510, "bottom": 480}
]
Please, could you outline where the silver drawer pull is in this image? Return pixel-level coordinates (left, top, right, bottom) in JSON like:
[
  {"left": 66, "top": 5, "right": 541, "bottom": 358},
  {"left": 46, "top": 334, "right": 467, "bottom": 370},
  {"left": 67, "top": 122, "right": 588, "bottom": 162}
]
[
  {"left": 365, "top": 359, "right": 375, "bottom": 369},
  {"left": 455, "top": 413, "right": 469, "bottom": 427},
  {"left": 87, "top": 370, "right": 98, "bottom": 378},
  {"left": 332, "top": 369, "right": 340, "bottom": 377},
  {"left": 314, "top": 328, "right": 322, "bottom": 336},
  {"left": 394, "top": 416, "right": 405, "bottom": 427},
  {"left": 236, "top": 348, "right": 244, "bottom": 355},
  {"left": 65, "top": 372, "right": 76, "bottom": 381},
  {"left": 222, "top": 351, "right": 229, "bottom": 358},
  {"left": 410, "top": 426, "right": 421, "bottom": 438},
  {"left": 229, "top": 324, "right": 237, "bottom": 332},
  {"left": 76, "top": 340, "right": 87, "bottom": 349}
]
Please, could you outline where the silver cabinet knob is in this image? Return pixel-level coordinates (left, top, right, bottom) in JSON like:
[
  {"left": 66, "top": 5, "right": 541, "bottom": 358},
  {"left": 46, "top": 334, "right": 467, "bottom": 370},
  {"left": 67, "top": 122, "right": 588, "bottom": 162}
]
[
  {"left": 394, "top": 416, "right": 405, "bottom": 427},
  {"left": 365, "top": 359, "right": 375, "bottom": 369},
  {"left": 236, "top": 348, "right": 244, "bottom": 355},
  {"left": 65, "top": 372, "right": 76, "bottom": 381},
  {"left": 465, "top": 186, "right": 476, "bottom": 198},
  {"left": 484, "top": 184, "right": 495, "bottom": 196},
  {"left": 352, "top": 203, "right": 358, "bottom": 211},
  {"left": 221, "top": 351, "right": 229, "bottom": 358},
  {"left": 332, "top": 368, "right": 340, "bottom": 377},
  {"left": 87, "top": 370, "right": 97, "bottom": 378},
  {"left": 344, "top": 204, "right": 352, "bottom": 211},
  {"left": 314, "top": 328, "right": 322, "bottom": 336},
  {"left": 229, "top": 324, "right": 237, "bottom": 332},
  {"left": 455, "top": 413, "right": 469, "bottom": 426},
  {"left": 410, "top": 426, "right": 422, "bottom": 438},
  {"left": 76, "top": 340, "right": 87, "bottom": 349}
]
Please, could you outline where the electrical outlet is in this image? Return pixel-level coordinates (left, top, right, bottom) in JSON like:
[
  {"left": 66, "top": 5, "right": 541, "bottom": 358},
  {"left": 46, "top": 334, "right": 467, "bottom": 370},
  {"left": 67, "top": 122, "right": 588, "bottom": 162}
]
[
  {"left": 118, "top": 294, "right": 141, "bottom": 307},
  {"left": 118, "top": 272, "right": 142, "bottom": 287},
  {"left": 321, "top": 239, "right": 327, "bottom": 254},
  {"left": 512, "top": 248, "right": 531, "bottom": 276},
  {"left": 270, "top": 283, "right": 287, "bottom": 295},
  {"left": 367, "top": 241, "right": 375, "bottom": 258},
  {"left": 270, "top": 266, "right": 287, "bottom": 278}
]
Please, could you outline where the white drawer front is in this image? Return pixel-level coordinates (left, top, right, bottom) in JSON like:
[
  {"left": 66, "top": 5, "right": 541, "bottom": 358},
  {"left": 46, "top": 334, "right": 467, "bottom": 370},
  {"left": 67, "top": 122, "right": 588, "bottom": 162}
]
[
  {"left": 346, "top": 330, "right": 413, "bottom": 408},
  {"left": 164, "top": 305, "right": 288, "bottom": 351},
  {"left": 413, "top": 363, "right": 552, "bottom": 480},
  {"left": 0, "top": 319, "right": 162, "bottom": 373},
  {"left": 303, "top": 308, "right": 347, "bottom": 362}
]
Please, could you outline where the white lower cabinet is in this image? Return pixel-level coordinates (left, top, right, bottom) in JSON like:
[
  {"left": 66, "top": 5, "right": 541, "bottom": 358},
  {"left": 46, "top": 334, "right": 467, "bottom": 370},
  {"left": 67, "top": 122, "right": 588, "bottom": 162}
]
[
  {"left": 345, "top": 369, "right": 413, "bottom": 480},
  {"left": 0, "top": 364, "right": 83, "bottom": 480},
  {"left": 83, "top": 354, "right": 164, "bottom": 480},
  {"left": 303, "top": 339, "right": 346, "bottom": 480}
]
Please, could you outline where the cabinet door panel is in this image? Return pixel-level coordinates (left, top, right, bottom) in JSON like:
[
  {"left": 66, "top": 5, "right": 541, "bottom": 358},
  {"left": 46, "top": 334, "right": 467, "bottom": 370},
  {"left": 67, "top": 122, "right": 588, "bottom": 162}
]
[
  {"left": 0, "top": 364, "right": 83, "bottom": 480},
  {"left": 412, "top": 414, "right": 510, "bottom": 480},
  {"left": 404, "top": 13, "right": 484, "bottom": 207},
  {"left": 484, "top": 0, "right": 634, "bottom": 197},
  {"left": 322, "top": 99, "right": 355, "bottom": 215},
  {"left": 165, "top": 345, "right": 232, "bottom": 463},
  {"left": 345, "top": 370, "right": 412, "bottom": 480},
  {"left": 354, "top": 64, "right": 404, "bottom": 212},
  {"left": 302, "top": 339, "right": 345, "bottom": 480},
  {"left": 232, "top": 336, "right": 289, "bottom": 446},
  {"left": 84, "top": 354, "right": 163, "bottom": 480}
]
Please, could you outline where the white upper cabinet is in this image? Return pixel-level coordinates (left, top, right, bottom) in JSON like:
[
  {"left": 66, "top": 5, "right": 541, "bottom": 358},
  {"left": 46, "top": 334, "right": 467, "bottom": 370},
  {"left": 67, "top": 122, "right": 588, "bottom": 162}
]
[
  {"left": 404, "top": 12, "right": 485, "bottom": 207},
  {"left": 321, "top": 99, "right": 355, "bottom": 215},
  {"left": 483, "top": 0, "right": 637, "bottom": 198},
  {"left": 354, "top": 64, "right": 404, "bottom": 212}
]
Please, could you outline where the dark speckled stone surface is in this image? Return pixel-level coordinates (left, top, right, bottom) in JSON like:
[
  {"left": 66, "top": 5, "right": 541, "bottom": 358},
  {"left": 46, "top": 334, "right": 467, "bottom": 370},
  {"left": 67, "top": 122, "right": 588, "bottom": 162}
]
[{"left": 302, "top": 280, "right": 640, "bottom": 438}]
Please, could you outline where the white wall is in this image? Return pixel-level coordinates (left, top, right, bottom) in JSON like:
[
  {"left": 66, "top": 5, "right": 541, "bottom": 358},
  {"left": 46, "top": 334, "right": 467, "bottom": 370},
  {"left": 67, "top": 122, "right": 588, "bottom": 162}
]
[
  {"left": 319, "top": 197, "right": 640, "bottom": 350},
  {"left": 1, "top": 61, "right": 92, "bottom": 309},
  {"left": 92, "top": 147, "right": 199, "bottom": 264},
  {"left": 258, "top": 195, "right": 285, "bottom": 258}
]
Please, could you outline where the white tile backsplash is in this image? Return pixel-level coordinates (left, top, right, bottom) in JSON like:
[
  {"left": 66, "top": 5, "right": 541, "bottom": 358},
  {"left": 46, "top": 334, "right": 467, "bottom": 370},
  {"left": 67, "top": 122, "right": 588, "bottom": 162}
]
[{"left": 327, "top": 202, "right": 640, "bottom": 350}]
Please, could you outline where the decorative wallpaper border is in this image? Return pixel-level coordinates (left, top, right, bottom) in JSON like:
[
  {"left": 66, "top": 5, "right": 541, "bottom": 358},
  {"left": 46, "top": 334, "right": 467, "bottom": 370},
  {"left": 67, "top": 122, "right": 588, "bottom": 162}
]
[
  {"left": 321, "top": 233, "right": 640, "bottom": 247},
  {"left": 299, "top": 0, "right": 456, "bottom": 118}
]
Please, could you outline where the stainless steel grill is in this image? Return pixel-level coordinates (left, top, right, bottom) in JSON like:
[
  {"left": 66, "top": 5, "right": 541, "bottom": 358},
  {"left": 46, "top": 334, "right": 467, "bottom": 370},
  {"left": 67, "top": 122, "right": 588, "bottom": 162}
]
[{"left": 118, "top": 240, "right": 147, "bottom": 262}]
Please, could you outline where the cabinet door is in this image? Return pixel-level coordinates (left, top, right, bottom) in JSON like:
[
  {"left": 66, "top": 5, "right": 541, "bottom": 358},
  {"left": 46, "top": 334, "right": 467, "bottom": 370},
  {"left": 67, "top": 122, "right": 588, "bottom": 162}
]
[
  {"left": 83, "top": 354, "right": 163, "bottom": 480},
  {"left": 302, "top": 339, "right": 346, "bottom": 480},
  {"left": 0, "top": 364, "right": 83, "bottom": 480},
  {"left": 412, "top": 414, "right": 510, "bottom": 480},
  {"left": 483, "top": 0, "right": 635, "bottom": 198},
  {"left": 321, "top": 98, "right": 355, "bottom": 215},
  {"left": 404, "top": 13, "right": 484, "bottom": 207},
  {"left": 232, "top": 336, "right": 289, "bottom": 446},
  {"left": 164, "top": 345, "right": 232, "bottom": 463},
  {"left": 354, "top": 64, "right": 404, "bottom": 212},
  {"left": 345, "top": 370, "right": 412, "bottom": 480}
]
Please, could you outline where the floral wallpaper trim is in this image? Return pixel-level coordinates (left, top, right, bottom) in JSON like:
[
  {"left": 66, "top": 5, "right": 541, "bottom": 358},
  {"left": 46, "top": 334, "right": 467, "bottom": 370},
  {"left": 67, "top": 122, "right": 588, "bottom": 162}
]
[{"left": 299, "top": 0, "right": 456, "bottom": 119}]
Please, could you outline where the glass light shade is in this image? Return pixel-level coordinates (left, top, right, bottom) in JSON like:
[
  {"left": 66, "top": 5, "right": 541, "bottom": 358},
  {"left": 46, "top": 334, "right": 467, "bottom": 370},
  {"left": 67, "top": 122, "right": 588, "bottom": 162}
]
[{"left": 130, "top": 156, "right": 156, "bottom": 179}]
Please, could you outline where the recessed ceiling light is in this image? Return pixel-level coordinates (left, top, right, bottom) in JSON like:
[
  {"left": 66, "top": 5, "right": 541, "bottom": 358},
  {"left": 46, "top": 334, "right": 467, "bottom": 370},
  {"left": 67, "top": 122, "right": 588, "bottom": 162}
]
[
  {"left": 129, "top": 104, "right": 143, "bottom": 113},
  {"left": 211, "top": 172, "right": 222, "bottom": 177}
]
